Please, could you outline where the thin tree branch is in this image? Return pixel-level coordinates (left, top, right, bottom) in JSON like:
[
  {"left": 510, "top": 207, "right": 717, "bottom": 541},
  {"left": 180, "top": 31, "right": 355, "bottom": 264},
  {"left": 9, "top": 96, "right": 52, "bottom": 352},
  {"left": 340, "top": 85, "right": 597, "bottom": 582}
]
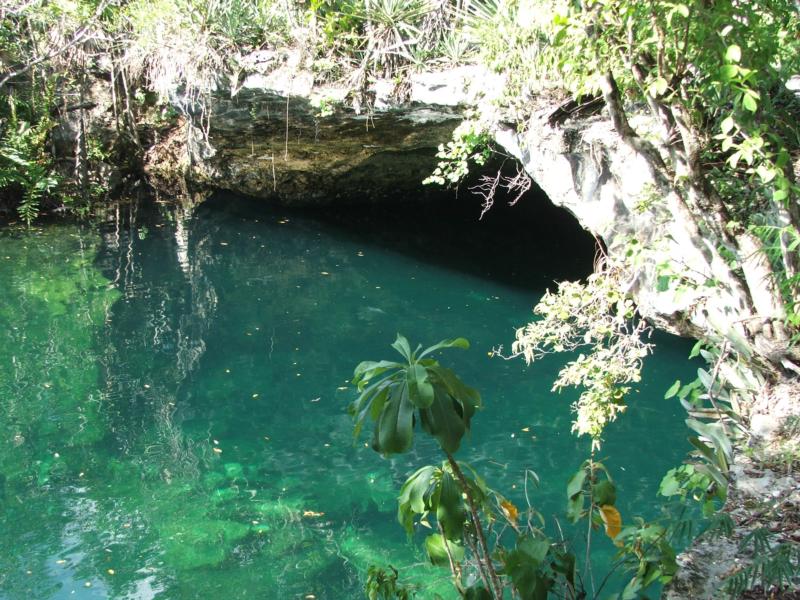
[{"left": 0, "top": 0, "right": 111, "bottom": 90}]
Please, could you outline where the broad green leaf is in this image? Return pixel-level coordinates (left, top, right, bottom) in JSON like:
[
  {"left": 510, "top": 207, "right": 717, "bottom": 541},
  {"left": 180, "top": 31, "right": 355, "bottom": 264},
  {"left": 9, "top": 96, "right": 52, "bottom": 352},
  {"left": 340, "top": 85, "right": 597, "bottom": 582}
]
[
  {"left": 742, "top": 93, "right": 758, "bottom": 112},
  {"left": 720, "top": 116, "right": 735, "bottom": 134},
  {"left": 621, "top": 577, "right": 642, "bottom": 600},
  {"left": 551, "top": 549, "right": 576, "bottom": 588},
  {"left": 649, "top": 77, "right": 668, "bottom": 96},
  {"left": 566, "top": 467, "right": 586, "bottom": 499},
  {"left": 429, "top": 364, "right": 481, "bottom": 408},
  {"left": 721, "top": 136, "right": 735, "bottom": 152},
  {"left": 694, "top": 463, "right": 727, "bottom": 491},
  {"left": 406, "top": 363, "right": 434, "bottom": 408},
  {"left": 719, "top": 64, "right": 738, "bottom": 81},
  {"left": 688, "top": 435, "right": 717, "bottom": 463},
  {"left": 374, "top": 384, "right": 414, "bottom": 455},
  {"left": 418, "top": 337, "right": 470, "bottom": 358},
  {"left": 658, "top": 468, "right": 682, "bottom": 497},
  {"left": 696, "top": 368, "right": 712, "bottom": 390},
  {"left": 593, "top": 480, "right": 616, "bottom": 506},
  {"left": 664, "top": 379, "right": 681, "bottom": 399},
  {"left": 566, "top": 493, "right": 584, "bottom": 523},
  {"left": 353, "top": 360, "right": 401, "bottom": 384},
  {"left": 436, "top": 469, "right": 466, "bottom": 540},
  {"left": 725, "top": 44, "right": 741, "bottom": 63},
  {"left": 425, "top": 533, "right": 464, "bottom": 567},
  {"left": 517, "top": 534, "right": 551, "bottom": 564},
  {"left": 391, "top": 333, "right": 412, "bottom": 361},
  {"left": 756, "top": 164, "right": 776, "bottom": 183},
  {"left": 352, "top": 384, "right": 390, "bottom": 439},
  {"left": 687, "top": 418, "right": 732, "bottom": 464},
  {"left": 420, "top": 391, "right": 466, "bottom": 454},
  {"left": 504, "top": 534, "right": 553, "bottom": 600},
  {"left": 398, "top": 465, "right": 437, "bottom": 534}
]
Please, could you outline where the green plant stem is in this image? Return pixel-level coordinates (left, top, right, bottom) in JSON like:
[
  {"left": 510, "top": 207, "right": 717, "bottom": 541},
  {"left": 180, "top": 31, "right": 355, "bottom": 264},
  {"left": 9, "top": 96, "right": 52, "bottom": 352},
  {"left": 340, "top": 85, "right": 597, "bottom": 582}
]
[
  {"left": 463, "top": 530, "right": 492, "bottom": 597},
  {"left": 438, "top": 521, "right": 465, "bottom": 595},
  {"left": 445, "top": 452, "right": 504, "bottom": 599},
  {"left": 584, "top": 457, "right": 596, "bottom": 597}
]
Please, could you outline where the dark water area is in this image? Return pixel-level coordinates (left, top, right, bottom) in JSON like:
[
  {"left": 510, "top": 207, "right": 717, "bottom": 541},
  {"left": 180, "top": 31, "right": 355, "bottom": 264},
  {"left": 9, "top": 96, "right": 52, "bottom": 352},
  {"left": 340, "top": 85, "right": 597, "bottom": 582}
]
[{"left": 0, "top": 193, "right": 694, "bottom": 599}]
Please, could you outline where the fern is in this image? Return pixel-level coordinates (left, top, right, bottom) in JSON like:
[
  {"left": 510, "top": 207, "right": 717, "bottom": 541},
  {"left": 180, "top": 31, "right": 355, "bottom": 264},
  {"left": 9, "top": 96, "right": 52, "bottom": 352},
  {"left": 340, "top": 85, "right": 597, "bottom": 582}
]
[
  {"left": 724, "top": 530, "right": 800, "bottom": 597},
  {"left": 0, "top": 98, "right": 60, "bottom": 224}
]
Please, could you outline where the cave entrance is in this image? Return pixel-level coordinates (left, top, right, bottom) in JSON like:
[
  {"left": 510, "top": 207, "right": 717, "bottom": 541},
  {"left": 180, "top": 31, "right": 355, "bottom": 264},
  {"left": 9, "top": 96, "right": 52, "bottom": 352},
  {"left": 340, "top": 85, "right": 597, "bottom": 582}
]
[{"left": 195, "top": 158, "right": 598, "bottom": 294}]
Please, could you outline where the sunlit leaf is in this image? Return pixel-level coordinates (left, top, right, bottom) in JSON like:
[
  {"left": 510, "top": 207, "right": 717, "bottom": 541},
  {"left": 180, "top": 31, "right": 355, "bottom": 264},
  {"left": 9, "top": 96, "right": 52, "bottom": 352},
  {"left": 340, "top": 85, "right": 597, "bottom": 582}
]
[
  {"left": 725, "top": 44, "right": 741, "bottom": 63},
  {"left": 425, "top": 533, "right": 464, "bottom": 567},
  {"left": 406, "top": 363, "right": 434, "bottom": 408}
]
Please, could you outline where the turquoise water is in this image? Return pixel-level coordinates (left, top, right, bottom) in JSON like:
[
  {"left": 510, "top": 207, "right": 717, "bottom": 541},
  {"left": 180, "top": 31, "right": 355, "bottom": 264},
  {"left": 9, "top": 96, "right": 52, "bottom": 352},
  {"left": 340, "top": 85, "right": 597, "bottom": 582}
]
[{"left": 0, "top": 195, "right": 694, "bottom": 599}]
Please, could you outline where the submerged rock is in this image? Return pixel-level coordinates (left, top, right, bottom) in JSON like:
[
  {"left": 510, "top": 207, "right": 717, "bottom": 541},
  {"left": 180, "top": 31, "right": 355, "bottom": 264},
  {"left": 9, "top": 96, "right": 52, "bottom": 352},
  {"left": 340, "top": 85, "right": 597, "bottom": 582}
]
[{"left": 160, "top": 518, "right": 251, "bottom": 569}]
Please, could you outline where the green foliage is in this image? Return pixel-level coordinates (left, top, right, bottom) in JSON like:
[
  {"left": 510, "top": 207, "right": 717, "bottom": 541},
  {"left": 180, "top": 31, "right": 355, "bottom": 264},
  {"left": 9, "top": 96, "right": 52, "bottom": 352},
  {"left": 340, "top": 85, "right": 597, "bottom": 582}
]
[
  {"left": 615, "top": 519, "right": 678, "bottom": 596},
  {"left": 309, "top": 0, "right": 436, "bottom": 83},
  {"left": 350, "top": 334, "right": 480, "bottom": 455},
  {"left": 424, "top": 119, "right": 493, "bottom": 188},
  {"left": 122, "top": 0, "right": 293, "bottom": 101},
  {"left": 512, "top": 260, "right": 652, "bottom": 447},
  {"left": 724, "top": 529, "right": 800, "bottom": 597},
  {"left": 0, "top": 97, "right": 60, "bottom": 223},
  {"left": 459, "top": 0, "right": 552, "bottom": 100},
  {"left": 350, "top": 335, "right": 680, "bottom": 600},
  {"left": 366, "top": 565, "right": 416, "bottom": 599},
  {"left": 499, "top": 533, "right": 553, "bottom": 599}
]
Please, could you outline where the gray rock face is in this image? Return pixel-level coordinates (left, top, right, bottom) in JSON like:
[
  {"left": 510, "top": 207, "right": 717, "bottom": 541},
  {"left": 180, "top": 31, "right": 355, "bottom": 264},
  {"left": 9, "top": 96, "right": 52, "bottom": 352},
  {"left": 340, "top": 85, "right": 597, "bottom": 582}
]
[
  {"left": 146, "top": 58, "right": 509, "bottom": 206},
  {"left": 494, "top": 112, "right": 756, "bottom": 344},
  {"left": 147, "top": 86, "right": 463, "bottom": 205}
]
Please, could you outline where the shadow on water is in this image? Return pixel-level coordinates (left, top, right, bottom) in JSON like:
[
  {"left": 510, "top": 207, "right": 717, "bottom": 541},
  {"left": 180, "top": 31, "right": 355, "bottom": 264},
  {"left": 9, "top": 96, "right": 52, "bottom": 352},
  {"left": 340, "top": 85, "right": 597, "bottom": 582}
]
[{"left": 193, "top": 180, "right": 598, "bottom": 293}]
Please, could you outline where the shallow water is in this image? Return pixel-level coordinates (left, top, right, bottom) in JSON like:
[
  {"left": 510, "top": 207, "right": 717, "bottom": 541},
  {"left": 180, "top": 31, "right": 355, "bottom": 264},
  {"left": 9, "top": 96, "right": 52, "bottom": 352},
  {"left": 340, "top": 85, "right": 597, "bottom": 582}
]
[{"left": 0, "top": 195, "right": 695, "bottom": 599}]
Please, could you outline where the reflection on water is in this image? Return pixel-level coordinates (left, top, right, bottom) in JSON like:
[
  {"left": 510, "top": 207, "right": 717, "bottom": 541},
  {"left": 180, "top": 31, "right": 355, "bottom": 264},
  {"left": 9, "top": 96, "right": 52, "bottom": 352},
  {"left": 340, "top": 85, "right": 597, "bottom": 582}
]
[{"left": 0, "top": 195, "right": 694, "bottom": 599}]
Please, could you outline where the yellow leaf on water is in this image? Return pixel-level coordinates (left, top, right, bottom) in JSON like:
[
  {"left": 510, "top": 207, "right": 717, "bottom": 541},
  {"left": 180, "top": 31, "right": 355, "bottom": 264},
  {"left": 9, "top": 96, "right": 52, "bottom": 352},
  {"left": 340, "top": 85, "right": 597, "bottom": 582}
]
[
  {"left": 500, "top": 499, "right": 519, "bottom": 525},
  {"left": 599, "top": 505, "right": 622, "bottom": 545}
]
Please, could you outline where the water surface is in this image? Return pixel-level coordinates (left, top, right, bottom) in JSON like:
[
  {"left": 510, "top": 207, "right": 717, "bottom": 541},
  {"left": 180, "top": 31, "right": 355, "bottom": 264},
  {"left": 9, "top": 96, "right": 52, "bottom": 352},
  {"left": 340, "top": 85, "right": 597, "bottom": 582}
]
[{"left": 0, "top": 195, "right": 694, "bottom": 598}]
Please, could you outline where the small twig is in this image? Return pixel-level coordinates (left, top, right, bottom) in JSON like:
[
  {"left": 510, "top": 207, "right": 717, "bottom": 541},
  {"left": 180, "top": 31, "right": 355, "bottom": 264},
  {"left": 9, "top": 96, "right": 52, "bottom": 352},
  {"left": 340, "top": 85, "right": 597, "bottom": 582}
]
[
  {"left": 438, "top": 522, "right": 464, "bottom": 594},
  {"left": 446, "top": 454, "right": 504, "bottom": 599},
  {"left": 0, "top": 0, "right": 110, "bottom": 89}
]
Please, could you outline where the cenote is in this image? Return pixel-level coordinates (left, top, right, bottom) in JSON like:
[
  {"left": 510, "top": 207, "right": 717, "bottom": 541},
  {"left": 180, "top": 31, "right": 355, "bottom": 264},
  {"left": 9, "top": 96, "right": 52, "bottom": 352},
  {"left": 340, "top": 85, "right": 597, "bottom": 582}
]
[{"left": 0, "top": 191, "right": 696, "bottom": 599}]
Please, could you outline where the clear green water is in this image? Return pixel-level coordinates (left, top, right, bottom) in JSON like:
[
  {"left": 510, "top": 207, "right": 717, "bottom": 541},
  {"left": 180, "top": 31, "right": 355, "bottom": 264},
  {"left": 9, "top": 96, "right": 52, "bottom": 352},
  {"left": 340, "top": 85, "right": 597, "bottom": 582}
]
[{"left": 0, "top": 195, "right": 694, "bottom": 599}]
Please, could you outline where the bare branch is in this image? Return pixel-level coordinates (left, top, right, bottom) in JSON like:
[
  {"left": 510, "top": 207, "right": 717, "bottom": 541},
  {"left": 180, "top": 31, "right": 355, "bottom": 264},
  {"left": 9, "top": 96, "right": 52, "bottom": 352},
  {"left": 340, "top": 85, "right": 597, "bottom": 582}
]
[{"left": 0, "top": 0, "right": 111, "bottom": 90}]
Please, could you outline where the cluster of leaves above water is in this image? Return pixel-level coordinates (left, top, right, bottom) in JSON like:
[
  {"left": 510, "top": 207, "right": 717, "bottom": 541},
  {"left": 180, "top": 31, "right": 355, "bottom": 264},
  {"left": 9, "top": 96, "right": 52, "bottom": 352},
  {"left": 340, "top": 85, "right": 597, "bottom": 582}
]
[
  {"left": 423, "top": 118, "right": 494, "bottom": 188},
  {"left": 351, "top": 335, "right": 481, "bottom": 455},
  {"left": 510, "top": 260, "right": 652, "bottom": 446},
  {"left": 349, "top": 335, "right": 684, "bottom": 600}
]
